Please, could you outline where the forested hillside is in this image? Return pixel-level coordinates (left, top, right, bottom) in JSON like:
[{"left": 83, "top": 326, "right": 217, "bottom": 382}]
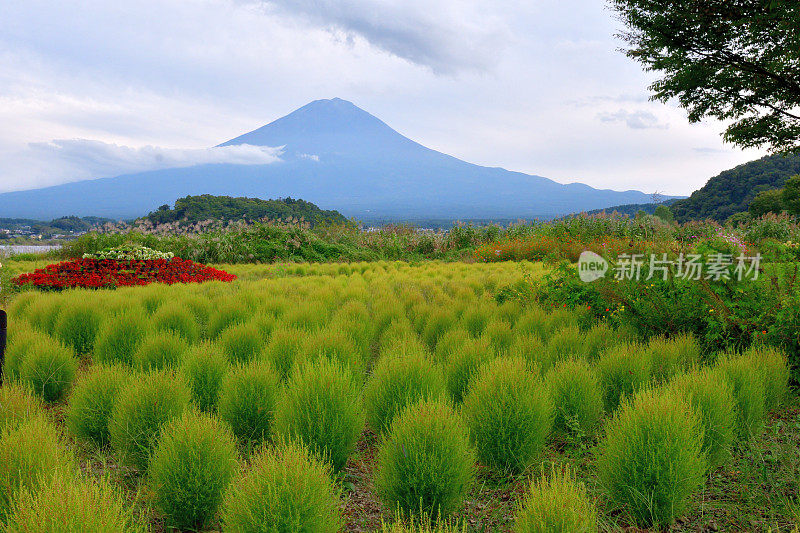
[
  {"left": 671, "top": 153, "right": 800, "bottom": 222},
  {"left": 144, "top": 195, "right": 351, "bottom": 227}
]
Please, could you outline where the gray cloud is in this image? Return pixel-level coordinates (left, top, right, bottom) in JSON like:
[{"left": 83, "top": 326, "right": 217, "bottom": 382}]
[
  {"left": 2, "top": 140, "right": 282, "bottom": 192},
  {"left": 597, "top": 110, "right": 669, "bottom": 130},
  {"left": 252, "top": 0, "right": 509, "bottom": 74}
]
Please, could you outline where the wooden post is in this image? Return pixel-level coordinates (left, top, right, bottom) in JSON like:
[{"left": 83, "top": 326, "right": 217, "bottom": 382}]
[{"left": 0, "top": 310, "right": 6, "bottom": 385}]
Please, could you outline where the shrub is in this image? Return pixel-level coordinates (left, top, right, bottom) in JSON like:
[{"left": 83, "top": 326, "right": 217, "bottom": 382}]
[
  {"left": 261, "top": 326, "right": 305, "bottom": 379},
  {"left": 433, "top": 328, "right": 470, "bottom": 362},
  {"left": 67, "top": 364, "right": 131, "bottom": 447},
  {"left": 4, "top": 472, "right": 144, "bottom": 533},
  {"left": 545, "top": 358, "right": 604, "bottom": 440},
  {"left": 3, "top": 323, "right": 41, "bottom": 382},
  {"left": 513, "top": 466, "right": 598, "bottom": 533},
  {"left": 148, "top": 411, "right": 238, "bottom": 530},
  {"left": 443, "top": 336, "right": 494, "bottom": 403},
  {"left": 376, "top": 398, "right": 475, "bottom": 518},
  {"left": 218, "top": 321, "right": 266, "bottom": 364},
  {"left": 597, "top": 388, "right": 706, "bottom": 528},
  {"left": 93, "top": 311, "right": 149, "bottom": 366},
  {"left": 207, "top": 303, "right": 249, "bottom": 339},
  {"left": 132, "top": 331, "right": 188, "bottom": 370},
  {"left": 646, "top": 334, "right": 701, "bottom": 383},
  {"left": 24, "top": 297, "right": 61, "bottom": 334},
  {"left": 363, "top": 348, "right": 447, "bottom": 435},
  {"left": 18, "top": 337, "right": 78, "bottom": 403},
  {"left": 0, "top": 417, "right": 75, "bottom": 518},
  {"left": 153, "top": 304, "right": 201, "bottom": 343},
  {"left": 714, "top": 354, "right": 767, "bottom": 439},
  {"left": 508, "top": 334, "right": 551, "bottom": 373},
  {"left": 54, "top": 301, "right": 101, "bottom": 355},
  {"left": 218, "top": 360, "right": 280, "bottom": 444},
  {"left": 668, "top": 370, "right": 736, "bottom": 468},
  {"left": 421, "top": 309, "right": 457, "bottom": 351},
  {"left": 741, "top": 346, "right": 790, "bottom": 412},
  {"left": 109, "top": 371, "right": 191, "bottom": 471},
  {"left": 483, "top": 319, "right": 514, "bottom": 353},
  {"left": 0, "top": 384, "right": 44, "bottom": 433},
  {"left": 299, "top": 325, "right": 365, "bottom": 379},
  {"left": 273, "top": 358, "right": 364, "bottom": 472},
  {"left": 543, "top": 325, "right": 585, "bottom": 362},
  {"left": 221, "top": 440, "right": 341, "bottom": 533},
  {"left": 180, "top": 343, "right": 228, "bottom": 412},
  {"left": 595, "top": 343, "right": 652, "bottom": 412},
  {"left": 462, "top": 357, "right": 553, "bottom": 473},
  {"left": 461, "top": 306, "right": 490, "bottom": 337}
]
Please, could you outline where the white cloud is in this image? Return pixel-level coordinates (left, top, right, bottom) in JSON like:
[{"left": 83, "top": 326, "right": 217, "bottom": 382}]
[{"left": 1, "top": 140, "right": 282, "bottom": 192}]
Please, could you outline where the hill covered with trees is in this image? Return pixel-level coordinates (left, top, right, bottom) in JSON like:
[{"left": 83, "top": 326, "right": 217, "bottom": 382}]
[
  {"left": 670, "top": 153, "right": 800, "bottom": 222},
  {"left": 143, "top": 195, "right": 351, "bottom": 227}
]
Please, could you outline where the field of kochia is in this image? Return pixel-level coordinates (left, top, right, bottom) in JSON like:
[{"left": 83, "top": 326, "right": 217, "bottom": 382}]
[{"left": 0, "top": 260, "right": 795, "bottom": 532}]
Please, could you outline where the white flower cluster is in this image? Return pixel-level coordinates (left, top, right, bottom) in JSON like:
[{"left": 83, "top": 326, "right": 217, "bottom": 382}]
[{"left": 83, "top": 245, "right": 175, "bottom": 261}]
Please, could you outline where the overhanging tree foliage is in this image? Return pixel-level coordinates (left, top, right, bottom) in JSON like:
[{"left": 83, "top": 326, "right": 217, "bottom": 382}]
[{"left": 610, "top": 0, "right": 800, "bottom": 152}]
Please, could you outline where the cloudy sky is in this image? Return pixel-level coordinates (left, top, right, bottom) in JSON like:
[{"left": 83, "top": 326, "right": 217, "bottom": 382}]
[{"left": 0, "top": 0, "right": 765, "bottom": 196}]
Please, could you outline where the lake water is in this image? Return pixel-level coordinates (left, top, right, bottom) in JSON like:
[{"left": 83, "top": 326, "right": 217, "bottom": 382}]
[{"left": 0, "top": 245, "right": 61, "bottom": 256}]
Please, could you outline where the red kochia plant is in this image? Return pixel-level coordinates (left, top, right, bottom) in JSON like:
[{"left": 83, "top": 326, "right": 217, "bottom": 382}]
[{"left": 13, "top": 258, "right": 236, "bottom": 290}]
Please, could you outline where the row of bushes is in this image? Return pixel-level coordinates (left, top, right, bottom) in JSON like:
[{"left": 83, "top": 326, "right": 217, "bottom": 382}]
[
  {"left": 5, "top": 320, "right": 787, "bottom": 529},
  {"left": 50, "top": 211, "right": 800, "bottom": 265}
]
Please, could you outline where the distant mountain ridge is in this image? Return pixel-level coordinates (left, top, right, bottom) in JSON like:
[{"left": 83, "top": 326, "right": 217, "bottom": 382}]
[
  {"left": 671, "top": 153, "right": 800, "bottom": 222},
  {"left": 0, "top": 98, "right": 664, "bottom": 221}
]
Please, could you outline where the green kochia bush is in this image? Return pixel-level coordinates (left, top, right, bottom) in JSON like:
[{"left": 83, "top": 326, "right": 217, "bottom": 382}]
[
  {"left": 153, "top": 304, "right": 201, "bottom": 343},
  {"left": 645, "top": 334, "right": 701, "bottom": 383},
  {"left": 67, "top": 364, "right": 131, "bottom": 447},
  {"left": 218, "top": 360, "right": 280, "bottom": 444},
  {"left": 597, "top": 388, "right": 706, "bottom": 528},
  {"left": 740, "top": 346, "right": 790, "bottom": 413},
  {"left": 207, "top": 303, "right": 249, "bottom": 339},
  {"left": 221, "top": 440, "right": 342, "bottom": 533},
  {"left": 668, "top": 370, "right": 736, "bottom": 469},
  {"left": 513, "top": 466, "right": 598, "bottom": 533},
  {"left": 218, "top": 322, "right": 266, "bottom": 364},
  {"left": 444, "top": 336, "right": 494, "bottom": 403},
  {"left": 148, "top": 411, "right": 238, "bottom": 530},
  {"left": 363, "top": 348, "right": 447, "bottom": 435},
  {"left": 180, "top": 343, "right": 228, "bottom": 411},
  {"left": 0, "top": 383, "right": 44, "bottom": 433},
  {"left": 4, "top": 472, "right": 144, "bottom": 533},
  {"left": 299, "top": 325, "right": 365, "bottom": 379},
  {"left": 273, "top": 359, "right": 364, "bottom": 472},
  {"left": 714, "top": 354, "right": 767, "bottom": 439},
  {"left": 260, "top": 326, "right": 304, "bottom": 379},
  {"left": 376, "top": 398, "right": 475, "bottom": 518},
  {"left": 132, "top": 331, "right": 188, "bottom": 370},
  {"left": 18, "top": 337, "right": 79, "bottom": 403},
  {"left": 0, "top": 417, "right": 75, "bottom": 518},
  {"left": 462, "top": 357, "right": 553, "bottom": 473},
  {"left": 596, "top": 343, "right": 652, "bottom": 412},
  {"left": 109, "top": 371, "right": 191, "bottom": 471},
  {"left": 545, "top": 358, "right": 604, "bottom": 440},
  {"left": 93, "top": 311, "right": 149, "bottom": 366},
  {"left": 3, "top": 323, "right": 40, "bottom": 382},
  {"left": 54, "top": 301, "right": 101, "bottom": 355}
]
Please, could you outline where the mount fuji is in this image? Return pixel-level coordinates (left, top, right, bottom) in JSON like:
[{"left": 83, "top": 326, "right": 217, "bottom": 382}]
[{"left": 0, "top": 98, "right": 662, "bottom": 221}]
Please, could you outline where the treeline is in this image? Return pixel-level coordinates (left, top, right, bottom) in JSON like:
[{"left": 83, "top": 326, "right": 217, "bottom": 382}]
[{"left": 144, "top": 195, "right": 351, "bottom": 227}]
